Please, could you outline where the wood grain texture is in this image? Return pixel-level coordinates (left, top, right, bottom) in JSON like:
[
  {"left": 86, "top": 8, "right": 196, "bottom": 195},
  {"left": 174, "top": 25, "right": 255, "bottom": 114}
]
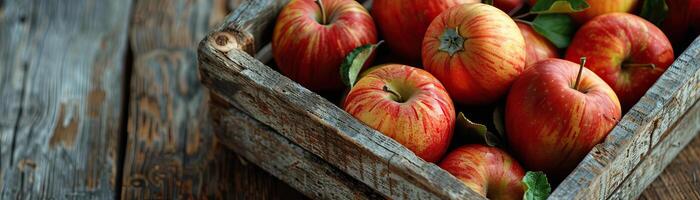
[
  {"left": 0, "top": 0, "right": 131, "bottom": 199},
  {"left": 208, "top": 0, "right": 290, "bottom": 55},
  {"left": 608, "top": 100, "right": 700, "bottom": 199},
  {"left": 551, "top": 36, "right": 700, "bottom": 199},
  {"left": 120, "top": 0, "right": 258, "bottom": 199},
  {"left": 199, "top": 1, "right": 483, "bottom": 199},
  {"left": 641, "top": 134, "right": 700, "bottom": 200},
  {"left": 210, "top": 94, "right": 379, "bottom": 199}
]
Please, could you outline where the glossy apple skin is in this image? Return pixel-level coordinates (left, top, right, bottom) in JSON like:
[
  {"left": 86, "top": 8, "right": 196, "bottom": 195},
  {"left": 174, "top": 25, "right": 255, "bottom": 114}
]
[
  {"left": 272, "top": 0, "right": 377, "bottom": 92},
  {"left": 439, "top": 144, "right": 525, "bottom": 200},
  {"left": 372, "top": 0, "right": 479, "bottom": 63},
  {"left": 506, "top": 59, "right": 621, "bottom": 182},
  {"left": 528, "top": 0, "right": 638, "bottom": 23},
  {"left": 662, "top": 0, "right": 700, "bottom": 48},
  {"left": 565, "top": 13, "right": 674, "bottom": 111},
  {"left": 517, "top": 22, "right": 559, "bottom": 68},
  {"left": 495, "top": 0, "right": 525, "bottom": 15},
  {"left": 423, "top": 3, "right": 525, "bottom": 105},
  {"left": 343, "top": 64, "right": 456, "bottom": 162}
]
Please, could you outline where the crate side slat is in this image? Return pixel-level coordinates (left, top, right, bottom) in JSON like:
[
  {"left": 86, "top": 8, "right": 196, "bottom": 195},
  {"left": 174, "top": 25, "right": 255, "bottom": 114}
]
[
  {"left": 209, "top": 95, "right": 381, "bottom": 199},
  {"left": 608, "top": 99, "right": 700, "bottom": 199},
  {"left": 551, "top": 37, "right": 700, "bottom": 199},
  {"left": 199, "top": 46, "right": 480, "bottom": 199}
]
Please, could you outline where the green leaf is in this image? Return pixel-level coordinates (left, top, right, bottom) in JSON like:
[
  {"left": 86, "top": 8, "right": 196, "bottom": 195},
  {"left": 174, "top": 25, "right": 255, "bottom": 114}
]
[
  {"left": 523, "top": 171, "right": 552, "bottom": 200},
  {"left": 483, "top": 0, "right": 494, "bottom": 5},
  {"left": 456, "top": 112, "right": 501, "bottom": 147},
  {"left": 492, "top": 106, "right": 506, "bottom": 139},
  {"left": 531, "top": 0, "right": 590, "bottom": 14},
  {"left": 340, "top": 41, "right": 383, "bottom": 88},
  {"left": 531, "top": 14, "right": 576, "bottom": 49},
  {"left": 640, "top": 0, "right": 668, "bottom": 26}
]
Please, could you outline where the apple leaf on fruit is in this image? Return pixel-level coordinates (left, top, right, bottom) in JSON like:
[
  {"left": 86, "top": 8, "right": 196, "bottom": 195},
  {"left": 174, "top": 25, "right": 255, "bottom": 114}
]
[
  {"left": 482, "top": 0, "right": 494, "bottom": 5},
  {"left": 640, "top": 0, "right": 668, "bottom": 26},
  {"left": 457, "top": 112, "right": 501, "bottom": 147},
  {"left": 340, "top": 41, "right": 383, "bottom": 88},
  {"left": 523, "top": 171, "right": 552, "bottom": 200},
  {"left": 530, "top": 0, "right": 590, "bottom": 14},
  {"left": 531, "top": 14, "right": 575, "bottom": 49}
]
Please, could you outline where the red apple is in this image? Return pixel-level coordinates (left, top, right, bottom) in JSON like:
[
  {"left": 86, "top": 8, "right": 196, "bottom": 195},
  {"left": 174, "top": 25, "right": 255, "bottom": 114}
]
[
  {"left": 423, "top": 3, "right": 526, "bottom": 105},
  {"left": 517, "top": 21, "right": 559, "bottom": 68},
  {"left": 506, "top": 58, "right": 621, "bottom": 182},
  {"left": 495, "top": 0, "right": 525, "bottom": 15},
  {"left": 662, "top": 0, "right": 700, "bottom": 48},
  {"left": 528, "top": 0, "right": 638, "bottom": 24},
  {"left": 439, "top": 144, "right": 525, "bottom": 199},
  {"left": 342, "top": 64, "right": 456, "bottom": 162},
  {"left": 371, "top": 0, "right": 479, "bottom": 63},
  {"left": 272, "top": 0, "right": 377, "bottom": 92},
  {"left": 565, "top": 13, "right": 674, "bottom": 110}
]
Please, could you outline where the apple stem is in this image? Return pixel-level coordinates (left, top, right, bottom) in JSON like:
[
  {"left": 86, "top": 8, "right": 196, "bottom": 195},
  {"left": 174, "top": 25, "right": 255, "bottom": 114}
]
[
  {"left": 513, "top": 19, "right": 533, "bottom": 26},
  {"left": 514, "top": 12, "right": 533, "bottom": 19},
  {"left": 315, "top": 0, "right": 327, "bottom": 25},
  {"left": 383, "top": 85, "right": 403, "bottom": 102},
  {"left": 574, "top": 57, "right": 586, "bottom": 91},
  {"left": 623, "top": 63, "right": 656, "bottom": 70}
]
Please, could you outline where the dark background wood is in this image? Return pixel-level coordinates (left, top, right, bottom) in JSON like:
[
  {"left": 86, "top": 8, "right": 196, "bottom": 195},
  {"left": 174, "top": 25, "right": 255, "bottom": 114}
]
[{"left": 0, "top": 0, "right": 696, "bottom": 199}]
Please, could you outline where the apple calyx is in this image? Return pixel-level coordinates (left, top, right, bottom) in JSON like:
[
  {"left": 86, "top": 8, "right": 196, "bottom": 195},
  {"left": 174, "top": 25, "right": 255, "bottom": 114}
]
[
  {"left": 573, "top": 57, "right": 586, "bottom": 91},
  {"left": 438, "top": 27, "right": 465, "bottom": 56},
  {"left": 315, "top": 0, "right": 328, "bottom": 25},
  {"left": 383, "top": 85, "right": 404, "bottom": 102}
]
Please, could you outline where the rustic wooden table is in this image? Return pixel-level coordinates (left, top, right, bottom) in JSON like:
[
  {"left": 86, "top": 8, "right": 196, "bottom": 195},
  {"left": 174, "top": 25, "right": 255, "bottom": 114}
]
[{"left": 0, "top": 0, "right": 697, "bottom": 199}]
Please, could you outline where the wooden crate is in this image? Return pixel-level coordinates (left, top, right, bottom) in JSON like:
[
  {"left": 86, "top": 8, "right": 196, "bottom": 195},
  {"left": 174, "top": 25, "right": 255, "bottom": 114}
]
[{"left": 198, "top": 0, "right": 700, "bottom": 199}]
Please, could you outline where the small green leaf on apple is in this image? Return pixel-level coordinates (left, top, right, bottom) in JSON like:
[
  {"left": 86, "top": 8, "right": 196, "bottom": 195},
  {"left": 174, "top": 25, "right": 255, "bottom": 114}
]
[
  {"left": 340, "top": 41, "right": 383, "bottom": 88},
  {"left": 640, "top": 0, "right": 668, "bottom": 26},
  {"left": 530, "top": 0, "right": 590, "bottom": 14},
  {"left": 482, "top": 0, "right": 494, "bottom": 5},
  {"left": 523, "top": 171, "right": 552, "bottom": 200},
  {"left": 531, "top": 14, "right": 576, "bottom": 49},
  {"left": 457, "top": 112, "right": 501, "bottom": 147}
]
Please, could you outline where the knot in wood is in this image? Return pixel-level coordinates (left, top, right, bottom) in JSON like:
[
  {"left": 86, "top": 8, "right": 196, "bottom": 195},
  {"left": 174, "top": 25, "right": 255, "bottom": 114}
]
[{"left": 211, "top": 32, "right": 238, "bottom": 52}]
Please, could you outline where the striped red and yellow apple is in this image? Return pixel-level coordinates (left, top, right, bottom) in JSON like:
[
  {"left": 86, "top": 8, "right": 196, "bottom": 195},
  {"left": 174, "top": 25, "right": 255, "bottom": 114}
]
[
  {"left": 371, "top": 0, "right": 479, "bottom": 63},
  {"left": 342, "top": 64, "right": 456, "bottom": 162},
  {"left": 528, "top": 0, "right": 638, "bottom": 24},
  {"left": 439, "top": 144, "right": 526, "bottom": 200},
  {"left": 517, "top": 21, "right": 559, "bottom": 67},
  {"left": 565, "top": 13, "right": 674, "bottom": 111},
  {"left": 506, "top": 58, "right": 622, "bottom": 182},
  {"left": 422, "top": 3, "right": 526, "bottom": 105},
  {"left": 272, "top": 0, "right": 377, "bottom": 92}
]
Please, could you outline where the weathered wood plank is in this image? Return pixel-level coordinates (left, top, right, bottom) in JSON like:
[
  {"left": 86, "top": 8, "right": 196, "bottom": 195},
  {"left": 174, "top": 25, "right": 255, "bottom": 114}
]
[
  {"left": 199, "top": 1, "right": 482, "bottom": 199},
  {"left": 641, "top": 134, "right": 700, "bottom": 200},
  {"left": 210, "top": 94, "right": 380, "bottom": 199},
  {"left": 0, "top": 0, "right": 132, "bottom": 199},
  {"left": 550, "top": 36, "right": 700, "bottom": 199},
  {"left": 608, "top": 100, "right": 700, "bottom": 199},
  {"left": 120, "top": 0, "right": 256, "bottom": 199}
]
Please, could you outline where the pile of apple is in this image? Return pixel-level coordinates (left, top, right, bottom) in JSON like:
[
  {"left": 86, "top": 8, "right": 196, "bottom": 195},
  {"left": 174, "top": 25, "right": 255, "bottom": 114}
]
[{"left": 271, "top": 0, "right": 699, "bottom": 199}]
